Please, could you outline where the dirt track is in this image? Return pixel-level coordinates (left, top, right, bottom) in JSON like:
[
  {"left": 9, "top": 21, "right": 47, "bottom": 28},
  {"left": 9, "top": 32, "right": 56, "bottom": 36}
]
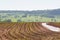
[{"left": 0, "top": 22, "right": 60, "bottom": 40}]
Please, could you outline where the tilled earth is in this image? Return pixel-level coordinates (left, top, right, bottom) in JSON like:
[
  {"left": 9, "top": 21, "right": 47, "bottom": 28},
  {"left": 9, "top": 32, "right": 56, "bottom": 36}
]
[{"left": 0, "top": 22, "right": 60, "bottom": 40}]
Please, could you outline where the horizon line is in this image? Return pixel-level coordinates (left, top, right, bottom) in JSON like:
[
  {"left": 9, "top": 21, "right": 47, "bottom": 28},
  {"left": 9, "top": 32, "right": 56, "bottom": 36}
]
[{"left": 0, "top": 8, "right": 60, "bottom": 11}]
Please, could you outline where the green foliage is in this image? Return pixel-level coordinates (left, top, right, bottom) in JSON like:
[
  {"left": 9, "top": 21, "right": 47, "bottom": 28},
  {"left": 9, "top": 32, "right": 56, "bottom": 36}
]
[
  {"left": 3, "top": 19, "right": 12, "bottom": 22},
  {"left": 0, "top": 9, "right": 60, "bottom": 22}
]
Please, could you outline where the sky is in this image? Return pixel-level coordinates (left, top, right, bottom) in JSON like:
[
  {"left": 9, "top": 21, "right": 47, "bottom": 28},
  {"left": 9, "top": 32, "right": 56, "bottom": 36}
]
[{"left": 0, "top": 0, "right": 60, "bottom": 10}]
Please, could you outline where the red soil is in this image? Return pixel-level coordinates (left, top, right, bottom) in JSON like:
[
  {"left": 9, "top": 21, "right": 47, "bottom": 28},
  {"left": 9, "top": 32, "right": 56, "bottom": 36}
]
[
  {"left": 0, "top": 22, "right": 60, "bottom": 40},
  {"left": 47, "top": 22, "right": 60, "bottom": 28}
]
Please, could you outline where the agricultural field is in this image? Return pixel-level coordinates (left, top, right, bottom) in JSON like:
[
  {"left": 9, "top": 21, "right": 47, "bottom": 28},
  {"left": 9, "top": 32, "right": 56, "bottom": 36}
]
[{"left": 0, "top": 22, "right": 60, "bottom": 40}]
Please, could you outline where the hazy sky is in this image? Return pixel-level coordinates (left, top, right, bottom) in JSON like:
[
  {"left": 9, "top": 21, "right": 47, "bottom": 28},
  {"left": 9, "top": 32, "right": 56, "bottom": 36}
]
[{"left": 0, "top": 0, "right": 60, "bottom": 10}]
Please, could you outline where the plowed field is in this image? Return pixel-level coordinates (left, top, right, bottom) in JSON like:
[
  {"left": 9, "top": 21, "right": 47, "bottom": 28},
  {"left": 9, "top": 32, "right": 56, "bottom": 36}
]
[{"left": 0, "top": 22, "right": 60, "bottom": 40}]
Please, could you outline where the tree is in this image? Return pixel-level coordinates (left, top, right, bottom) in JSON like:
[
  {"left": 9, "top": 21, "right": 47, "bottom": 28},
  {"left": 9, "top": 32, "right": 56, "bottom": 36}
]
[
  {"left": 3, "top": 19, "right": 12, "bottom": 22},
  {"left": 17, "top": 19, "right": 21, "bottom": 22},
  {"left": 0, "top": 15, "right": 1, "bottom": 22}
]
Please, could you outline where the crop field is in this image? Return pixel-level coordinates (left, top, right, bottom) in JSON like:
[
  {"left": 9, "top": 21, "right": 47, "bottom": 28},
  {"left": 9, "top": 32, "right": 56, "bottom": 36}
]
[{"left": 0, "top": 22, "right": 60, "bottom": 40}]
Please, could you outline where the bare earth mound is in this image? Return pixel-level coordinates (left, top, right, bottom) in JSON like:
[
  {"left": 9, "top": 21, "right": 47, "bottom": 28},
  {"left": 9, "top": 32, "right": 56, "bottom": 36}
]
[
  {"left": 47, "top": 22, "right": 60, "bottom": 28},
  {"left": 0, "top": 22, "right": 60, "bottom": 40}
]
